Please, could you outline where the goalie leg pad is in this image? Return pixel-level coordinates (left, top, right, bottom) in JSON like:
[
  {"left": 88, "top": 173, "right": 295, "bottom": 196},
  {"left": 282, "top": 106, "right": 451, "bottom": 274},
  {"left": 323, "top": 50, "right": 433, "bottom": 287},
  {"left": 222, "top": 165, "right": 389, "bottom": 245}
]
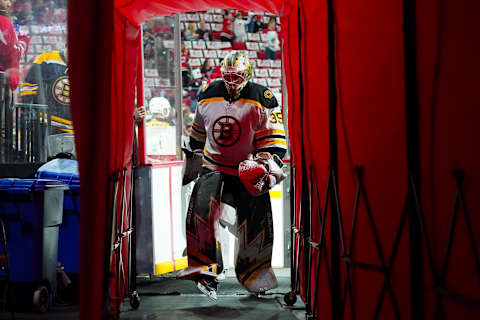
[{"left": 185, "top": 171, "right": 224, "bottom": 274}]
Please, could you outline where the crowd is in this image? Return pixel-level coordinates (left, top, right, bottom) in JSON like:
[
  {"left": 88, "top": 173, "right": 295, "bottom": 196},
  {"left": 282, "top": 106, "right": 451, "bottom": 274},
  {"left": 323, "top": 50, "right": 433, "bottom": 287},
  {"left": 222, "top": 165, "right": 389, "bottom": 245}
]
[
  {"left": 2, "top": 2, "right": 282, "bottom": 162},
  {"left": 141, "top": 9, "right": 282, "bottom": 139},
  {"left": 10, "top": 0, "right": 67, "bottom": 26}
]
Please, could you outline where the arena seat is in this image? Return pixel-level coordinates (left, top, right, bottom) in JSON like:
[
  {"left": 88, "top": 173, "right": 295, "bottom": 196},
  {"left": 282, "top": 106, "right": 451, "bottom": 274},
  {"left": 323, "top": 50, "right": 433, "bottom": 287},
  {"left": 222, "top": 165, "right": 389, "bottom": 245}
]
[
  {"left": 212, "top": 31, "right": 221, "bottom": 40},
  {"left": 252, "top": 78, "right": 267, "bottom": 86},
  {"left": 232, "top": 42, "right": 246, "bottom": 50},
  {"left": 246, "top": 51, "right": 258, "bottom": 59},
  {"left": 216, "top": 50, "right": 228, "bottom": 58},
  {"left": 254, "top": 69, "right": 268, "bottom": 78},
  {"left": 257, "top": 59, "right": 272, "bottom": 68},
  {"left": 189, "top": 49, "right": 203, "bottom": 58},
  {"left": 203, "top": 50, "right": 217, "bottom": 58},
  {"left": 188, "top": 58, "right": 201, "bottom": 67},
  {"left": 192, "top": 41, "right": 206, "bottom": 49},
  {"left": 185, "top": 13, "right": 200, "bottom": 22},
  {"left": 267, "top": 78, "right": 281, "bottom": 87},
  {"left": 211, "top": 23, "right": 222, "bottom": 31},
  {"left": 246, "top": 42, "right": 260, "bottom": 51},
  {"left": 212, "top": 14, "right": 223, "bottom": 23},
  {"left": 247, "top": 33, "right": 260, "bottom": 42},
  {"left": 200, "top": 13, "right": 213, "bottom": 22},
  {"left": 268, "top": 68, "right": 281, "bottom": 77}
]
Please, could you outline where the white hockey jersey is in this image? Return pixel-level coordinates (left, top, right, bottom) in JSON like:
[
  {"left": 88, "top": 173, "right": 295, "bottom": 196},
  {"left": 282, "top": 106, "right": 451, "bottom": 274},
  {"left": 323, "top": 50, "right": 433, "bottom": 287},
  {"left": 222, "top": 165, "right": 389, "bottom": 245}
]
[{"left": 190, "top": 80, "right": 287, "bottom": 176}]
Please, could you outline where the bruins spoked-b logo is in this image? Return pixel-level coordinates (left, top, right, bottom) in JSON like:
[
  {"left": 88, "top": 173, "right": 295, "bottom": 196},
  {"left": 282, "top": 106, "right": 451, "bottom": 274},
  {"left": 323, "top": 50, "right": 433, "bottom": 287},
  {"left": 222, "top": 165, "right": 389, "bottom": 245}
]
[
  {"left": 52, "top": 75, "right": 70, "bottom": 105},
  {"left": 212, "top": 116, "right": 241, "bottom": 147}
]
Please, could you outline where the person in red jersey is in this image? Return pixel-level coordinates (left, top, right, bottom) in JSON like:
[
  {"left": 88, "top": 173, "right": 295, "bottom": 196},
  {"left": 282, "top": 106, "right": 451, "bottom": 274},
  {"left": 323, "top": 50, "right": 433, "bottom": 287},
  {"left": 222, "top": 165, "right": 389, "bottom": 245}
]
[
  {"left": 220, "top": 10, "right": 234, "bottom": 44},
  {"left": 0, "top": 0, "right": 29, "bottom": 91}
]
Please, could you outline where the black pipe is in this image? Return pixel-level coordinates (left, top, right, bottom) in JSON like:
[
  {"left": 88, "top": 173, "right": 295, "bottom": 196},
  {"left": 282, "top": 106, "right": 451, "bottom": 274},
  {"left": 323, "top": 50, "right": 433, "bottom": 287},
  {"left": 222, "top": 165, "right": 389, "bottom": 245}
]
[
  {"left": 326, "top": 0, "right": 341, "bottom": 317},
  {"left": 296, "top": 2, "right": 313, "bottom": 316},
  {"left": 290, "top": 164, "right": 296, "bottom": 290},
  {"left": 402, "top": 0, "right": 423, "bottom": 318}
]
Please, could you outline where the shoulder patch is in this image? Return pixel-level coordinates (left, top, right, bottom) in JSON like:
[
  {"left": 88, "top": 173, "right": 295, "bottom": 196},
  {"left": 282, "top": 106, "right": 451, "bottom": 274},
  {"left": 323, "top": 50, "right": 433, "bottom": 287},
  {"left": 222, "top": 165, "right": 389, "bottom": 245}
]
[{"left": 245, "top": 82, "right": 278, "bottom": 109}]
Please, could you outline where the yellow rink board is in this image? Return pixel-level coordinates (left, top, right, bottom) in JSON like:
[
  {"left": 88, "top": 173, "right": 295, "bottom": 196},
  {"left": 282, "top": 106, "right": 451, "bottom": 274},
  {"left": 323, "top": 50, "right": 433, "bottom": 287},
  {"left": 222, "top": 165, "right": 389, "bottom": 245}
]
[{"left": 155, "top": 256, "right": 188, "bottom": 275}]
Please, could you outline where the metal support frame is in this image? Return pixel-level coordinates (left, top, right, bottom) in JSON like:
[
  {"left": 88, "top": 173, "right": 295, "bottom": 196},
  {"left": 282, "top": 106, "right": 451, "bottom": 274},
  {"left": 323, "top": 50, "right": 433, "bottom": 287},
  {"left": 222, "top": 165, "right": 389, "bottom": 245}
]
[
  {"left": 103, "top": 170, "right": 120, "bottom": 318},
  {"left": 339, "top": 167, "right": 404, "bottom": 320},
  {"left": 408, "top": 170, "right": 480, "bottom": 316},
  {"left": 307, "top": 166, "right": 480, "bottom": 319},
  {"left": 173, "top": 14, "right": 183, "bottom": 161}
]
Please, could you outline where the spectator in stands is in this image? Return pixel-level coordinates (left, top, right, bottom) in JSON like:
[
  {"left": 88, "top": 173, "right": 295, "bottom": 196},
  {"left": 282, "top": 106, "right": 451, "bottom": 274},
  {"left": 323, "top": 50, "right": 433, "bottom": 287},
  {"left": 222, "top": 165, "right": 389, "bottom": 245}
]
[
  {"left": 247, "top": 14, "right": 263, "bottom": 33},
  {"left": 151, "top": 18, "right": 167, "bottom": 35},
  {"left": 220, "top": 10, "right": 234, "bottom": 44},
  {"left": 233, "top": 11, "right": 248, "bottom": 43},
  {"left": 0, "top": 0, "right": 29, "bottom": 91},
  {"left": 181, "top": 42, "right": 189, "bottom": 70},
  {"left": 143, "top": 29, "right": 156, "bottom": 60},
  {"left": 43, "top": 6, "right": 66, "bottom": 25},
  {"left": 195, "top": 21, "right": 210, "bottom": 41},
  {"left": 263, "top": 17, "right": 280, "bottom": 60},
  {"left": 181, "top": 42, "right": 192, "bottom": 87},
  {"left": 32, "top": 0, "right": 47, "bottom": 24},
  {"left": 13, "top": 1, "right": 34, "bottom": 25},
  {"left": 184, "top": 22, "right": 198, "bottom": 41},
  {"left": 200, "top": 58, "right": 214, "bottom": 79},
  {"left": 20, "top": 47, "right": 70, "bottom": 134}
]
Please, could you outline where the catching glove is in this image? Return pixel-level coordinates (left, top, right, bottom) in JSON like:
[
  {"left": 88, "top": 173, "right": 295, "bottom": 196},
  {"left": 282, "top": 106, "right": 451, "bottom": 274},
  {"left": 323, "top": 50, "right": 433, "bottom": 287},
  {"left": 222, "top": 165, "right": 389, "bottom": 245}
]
[{"left": 238, "top": 152, "right": 286, "bottom": 196}]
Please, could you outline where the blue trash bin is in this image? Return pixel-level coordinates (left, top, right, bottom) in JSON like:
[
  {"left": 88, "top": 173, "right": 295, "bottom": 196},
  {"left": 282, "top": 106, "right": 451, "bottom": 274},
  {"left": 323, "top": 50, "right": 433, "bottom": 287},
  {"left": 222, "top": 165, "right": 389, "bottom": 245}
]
[
  {"left": 0, "top": 178, "right": 67, "bottom": 311},
  {"left": 36, "top": 159, "right": 80, "bottom": 275}
]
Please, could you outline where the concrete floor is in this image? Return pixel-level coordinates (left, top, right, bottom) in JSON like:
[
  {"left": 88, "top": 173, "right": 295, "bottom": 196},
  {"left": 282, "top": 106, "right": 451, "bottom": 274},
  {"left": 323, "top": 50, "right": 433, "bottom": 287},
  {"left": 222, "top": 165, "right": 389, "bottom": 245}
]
[{"left": 0, "top": 269, "right": 305, "bottom": 320}]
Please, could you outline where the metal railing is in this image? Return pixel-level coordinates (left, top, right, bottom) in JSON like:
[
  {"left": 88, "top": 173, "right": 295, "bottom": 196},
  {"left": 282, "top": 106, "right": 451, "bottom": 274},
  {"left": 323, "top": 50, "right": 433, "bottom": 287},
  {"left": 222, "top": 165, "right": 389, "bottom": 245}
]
[
  {"left": 1, "top": 72, "right": 53, "bottom": 163},
  {"left": 1, "top": 102, "right": 49, "bottom": 163}
]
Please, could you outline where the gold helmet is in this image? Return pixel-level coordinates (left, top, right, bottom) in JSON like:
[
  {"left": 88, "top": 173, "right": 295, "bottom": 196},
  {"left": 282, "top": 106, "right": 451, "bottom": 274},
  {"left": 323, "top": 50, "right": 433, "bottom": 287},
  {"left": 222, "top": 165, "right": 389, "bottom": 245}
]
[{"left": 220, "top": 51, "right": 253, "bottom": 98}]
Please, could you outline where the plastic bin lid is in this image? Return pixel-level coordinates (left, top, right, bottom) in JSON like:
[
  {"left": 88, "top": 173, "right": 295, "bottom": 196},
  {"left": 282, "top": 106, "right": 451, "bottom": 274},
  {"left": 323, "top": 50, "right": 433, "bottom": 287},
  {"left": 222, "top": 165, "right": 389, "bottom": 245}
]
[
  {"left": 36, "top": 159, "right": 80, "bottom": 191},
  {"left": 0, "top": 178, "right": 67, "bottom": 194},
  {"left": 36, "top": 172, "right": 80, "bottom": 191}
]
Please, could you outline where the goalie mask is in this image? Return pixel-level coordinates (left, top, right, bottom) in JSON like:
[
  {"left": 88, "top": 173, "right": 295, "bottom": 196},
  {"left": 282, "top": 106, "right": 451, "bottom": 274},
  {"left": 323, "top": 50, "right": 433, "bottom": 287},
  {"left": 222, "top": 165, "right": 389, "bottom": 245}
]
[{"left": 221, "top": 52, "right": 253, "bottom": 98}]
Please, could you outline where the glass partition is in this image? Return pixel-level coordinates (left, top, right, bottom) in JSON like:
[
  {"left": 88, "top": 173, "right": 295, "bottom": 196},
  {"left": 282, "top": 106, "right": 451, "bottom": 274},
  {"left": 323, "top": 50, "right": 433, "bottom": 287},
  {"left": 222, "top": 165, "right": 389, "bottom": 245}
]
[
  {"left": 141, "top": 9, "right": 287, "bottom": 163},
  {"left": 142, "top": 15, "right": 182, "bottom": 163},
  {"left": 0, "top": 0, "right": 69, "bottom": 163}
]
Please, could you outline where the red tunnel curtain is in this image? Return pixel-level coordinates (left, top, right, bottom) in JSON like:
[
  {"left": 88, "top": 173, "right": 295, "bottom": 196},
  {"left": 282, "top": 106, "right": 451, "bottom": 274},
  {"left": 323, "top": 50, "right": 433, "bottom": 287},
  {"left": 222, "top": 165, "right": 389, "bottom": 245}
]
[
  {"left": 289, "top": 0, "right": 331, "bottom": 315},
  {"left": 292, "top": 0, "right": 411, "bottom": 317},
  {"left": 306, "top": 0, "right": 480, "bottom": 319},
  {"left": 70, "top": 0, "right": 299, "bottom": 319},
  {"left": 333, "top": 0, "right": 410, "bottom": 318},
  {"left": 417, "top": 0, "right": 480, "bottom": 318},
  {"left": 68, "top": 0, "right": 480, "bottom": 318},
  {"left": 68, "top": 0, "right": 114, "bottom": 318}
]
